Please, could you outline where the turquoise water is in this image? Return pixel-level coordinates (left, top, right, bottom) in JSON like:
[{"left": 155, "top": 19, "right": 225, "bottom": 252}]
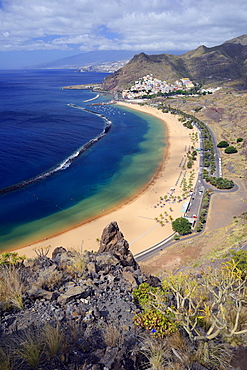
[{"left": 0, "top": 70, "right": 166, "bottom": 250}]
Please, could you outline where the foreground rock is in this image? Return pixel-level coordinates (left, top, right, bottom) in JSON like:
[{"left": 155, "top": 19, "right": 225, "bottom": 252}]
[{"left": 0, "top": 222, "right": 160, "bottom": 370}]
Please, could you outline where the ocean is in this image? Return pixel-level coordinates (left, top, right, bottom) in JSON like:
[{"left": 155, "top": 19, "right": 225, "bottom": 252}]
[{"left": 0, "top": 69, "right": 166, "bottom": 250}]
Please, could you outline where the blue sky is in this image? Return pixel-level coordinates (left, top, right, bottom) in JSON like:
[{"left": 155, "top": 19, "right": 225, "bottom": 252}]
[{"left": 0, "top": 0, "right": 246, "bottom": 68}]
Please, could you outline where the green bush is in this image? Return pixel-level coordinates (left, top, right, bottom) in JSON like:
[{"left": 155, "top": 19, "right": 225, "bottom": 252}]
[
  {"left": 230, "top": 250, "right": 247, "bottom": 275},
  {"left": 237, "top": 138, "right": 243, "bottom": 143},
  {"left": 134, "top": 309, "right": 178, "bottom": 337},
  {"left": 225, "top": 146, "right": 238, "bottom": 154},
  {"left": 133, "top": 282, "right": 159, "bottom": 307},
  {"left": 0, "top": 252, "right": 26, "bottom": 266},
  {"left": 217, "top": 140, "right": 229, "bottom": 148}
]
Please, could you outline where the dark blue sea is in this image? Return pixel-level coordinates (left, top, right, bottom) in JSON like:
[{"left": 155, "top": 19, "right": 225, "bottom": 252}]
[{"left": 0, "top": 70, "right": 166, "bottom": 250}]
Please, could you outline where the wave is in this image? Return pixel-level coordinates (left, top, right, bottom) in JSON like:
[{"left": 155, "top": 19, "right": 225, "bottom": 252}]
[{"left": 0, "top": 105, "right": 112, "bottom": 196}]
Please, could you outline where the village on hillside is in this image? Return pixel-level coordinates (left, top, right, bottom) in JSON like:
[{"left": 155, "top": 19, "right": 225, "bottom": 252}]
[{"left": 122, "top": 74, "right": 220, "bottom": 99}]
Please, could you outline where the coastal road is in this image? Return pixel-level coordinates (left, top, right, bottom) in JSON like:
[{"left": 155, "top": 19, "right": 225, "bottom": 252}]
[{"left": 135, "top": 116, "right": 225, "bottom": 262}]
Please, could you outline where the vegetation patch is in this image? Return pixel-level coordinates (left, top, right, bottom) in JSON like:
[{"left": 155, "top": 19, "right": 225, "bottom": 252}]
[
  {"left": 203, "top": 170, "right": 234, "bottom": 189},
  {"left": 217, "top": 140, "right": 229, "bottom": 148},
  {"left": 172, "top": 217, "right": 192, "bottom": 235},
  {"left": 225, "top": 145, "right": 238, "bottom": 154}
]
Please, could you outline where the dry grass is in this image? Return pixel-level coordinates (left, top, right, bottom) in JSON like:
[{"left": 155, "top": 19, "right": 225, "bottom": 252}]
[
  {"left": 0, "top": 347, "right": 14, "bottom": 370},
  {"left": 140, "top": 336, "right": 171, "bottom": 370},
  {"left": 15, "top": 331, "right": 42, "bottom": 369},
  {"left": 194, "top": 341, "right": 233, "bottom": 369},
  {"left": 0, "top": 266, "right": 24, "bottom": 310},
  {"left": 66, "top": 250, "right": 86, "bottom": 278},
  {"left": 35, "top": 267, "right": 63, "bottom": 291},
  {"left": 42, "top": 323, "right": 65, "bottom": 358},
  {"left": 102, "top": 323, "right": 122, "bottom": 347}
]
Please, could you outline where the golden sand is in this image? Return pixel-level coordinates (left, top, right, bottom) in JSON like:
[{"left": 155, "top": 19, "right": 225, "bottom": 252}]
[{"left": 14, "top": 103, "right": 199, "bottom": 258}]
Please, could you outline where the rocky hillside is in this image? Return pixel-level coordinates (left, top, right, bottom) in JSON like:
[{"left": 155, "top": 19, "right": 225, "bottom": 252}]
[
  {"left": 1, "top": 222, "right": 247, "bottom": 369},
  {"left": 0, "top": 222, "right": 160, "bottom": 370},
  {"left": 102, "top": 34, "right": 247, "bottom": 91}
]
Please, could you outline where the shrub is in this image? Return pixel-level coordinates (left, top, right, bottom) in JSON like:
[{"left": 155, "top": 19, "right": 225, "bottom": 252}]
[
  {"left": 0, "top": 252, "right": 26, "bottom": 266},
  {"left": 33, "top": 245, "right": 51, "bottom": 257},
  {"left": 134, "top": 309, "right": 178, "bottom": 338},
  {"left": 133, "top": 282, "right": 160, "bottom": 307},
  {"left": 230, "top": 250, "right": 247, "bottom": 275},
  {"left": 225, "top": 146, "right": 238, "bottom": 154},
  {"left": 217, "top": 140, "right": 229, "bottom": 148},
  {"left": 237, "top": 137, "right": 243, "bottom": 143}
]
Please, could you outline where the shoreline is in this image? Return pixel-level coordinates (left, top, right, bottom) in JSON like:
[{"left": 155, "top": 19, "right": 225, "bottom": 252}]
[{"left": 12, "top": 102, "right": 199, "bottom": 258}]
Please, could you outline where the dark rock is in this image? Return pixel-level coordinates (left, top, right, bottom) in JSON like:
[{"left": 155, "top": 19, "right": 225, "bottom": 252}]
[
  {"left": 145, "top": 274, "right": 161, "bottom": 287},
  {"left": 26, "top": 287, "right": 53, "bottom": 301},
  {"left": 98, "top": 221, "right": 138, "bottom": 269},
  {"left": 57, "top": 285, "right": 91, "bottom": 304},
  {"left": 95, "top": 253, "right": 119, "bottom": 271},
  {"left": 32, "top": 255, "right": 54, "bottom": 269},
  {"left": 191, "top": 363, "right": 209, "bottom": 370},
  {"left": 52, "top": 246, "right": 67, "bottom": 261}
]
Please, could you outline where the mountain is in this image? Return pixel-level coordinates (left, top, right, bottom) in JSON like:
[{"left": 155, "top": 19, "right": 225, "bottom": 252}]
[
  {"left": 29, "top": 50, "right": 138, "bottom": 69},
  {"left": 102, "top": 35, "right": 247, "bottom": 90},
  {"left": 30, "top": 49, "right": 181, "bottom": 69}
]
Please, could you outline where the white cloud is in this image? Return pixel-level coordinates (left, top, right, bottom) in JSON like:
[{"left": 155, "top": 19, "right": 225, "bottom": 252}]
[{"left": 0, "top": 0, "right": 246, "bottom": 52}]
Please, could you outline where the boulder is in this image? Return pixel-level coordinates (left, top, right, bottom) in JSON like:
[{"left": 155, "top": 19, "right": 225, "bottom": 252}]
[
  {"left": 98, "top": 222, "right": 138, "bottom": 269},
  {"left": 26, "top": 287, "right": 53, "bottom": 301},
  {"left": 57, "top": 285, "right": 91, "bottom": 305}
]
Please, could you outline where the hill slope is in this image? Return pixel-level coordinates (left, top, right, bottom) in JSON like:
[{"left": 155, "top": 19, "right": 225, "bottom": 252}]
[{"left": 102, "top": 34, "right": 247, "bottom": 90}]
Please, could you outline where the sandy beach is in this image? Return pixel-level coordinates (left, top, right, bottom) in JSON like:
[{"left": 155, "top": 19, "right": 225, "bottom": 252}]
[{"left": 14, "top": 102, "right": 199, "bottom": 258}]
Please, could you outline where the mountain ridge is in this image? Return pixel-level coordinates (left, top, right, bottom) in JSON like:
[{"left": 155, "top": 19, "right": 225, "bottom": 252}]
[
  {"left": 102, "top": 34, "right": 247, "bottom": 90},
  {"left": 29, "top": 49, "right": 182, "bottom": 69}
]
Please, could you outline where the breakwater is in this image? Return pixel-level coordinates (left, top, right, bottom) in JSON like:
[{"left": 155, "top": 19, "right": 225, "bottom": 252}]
[{"left": 0, "top": 105, "right": 112, "bottom": 195}]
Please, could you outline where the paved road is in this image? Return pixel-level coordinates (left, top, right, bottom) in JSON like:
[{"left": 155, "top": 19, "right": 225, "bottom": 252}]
[{"left": 135, "top": 117, "right": 233, "bottom": 262}]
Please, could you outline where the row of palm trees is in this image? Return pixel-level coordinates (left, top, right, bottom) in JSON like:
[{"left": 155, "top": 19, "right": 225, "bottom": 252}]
[{"left": 154, "top": 210, "right": 174, "bottom": 227}]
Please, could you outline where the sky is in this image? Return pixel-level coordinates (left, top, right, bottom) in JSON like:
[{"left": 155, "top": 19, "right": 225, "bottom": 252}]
[{"left": 0, "top": 0, "right": 246, "bottom": 69}]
